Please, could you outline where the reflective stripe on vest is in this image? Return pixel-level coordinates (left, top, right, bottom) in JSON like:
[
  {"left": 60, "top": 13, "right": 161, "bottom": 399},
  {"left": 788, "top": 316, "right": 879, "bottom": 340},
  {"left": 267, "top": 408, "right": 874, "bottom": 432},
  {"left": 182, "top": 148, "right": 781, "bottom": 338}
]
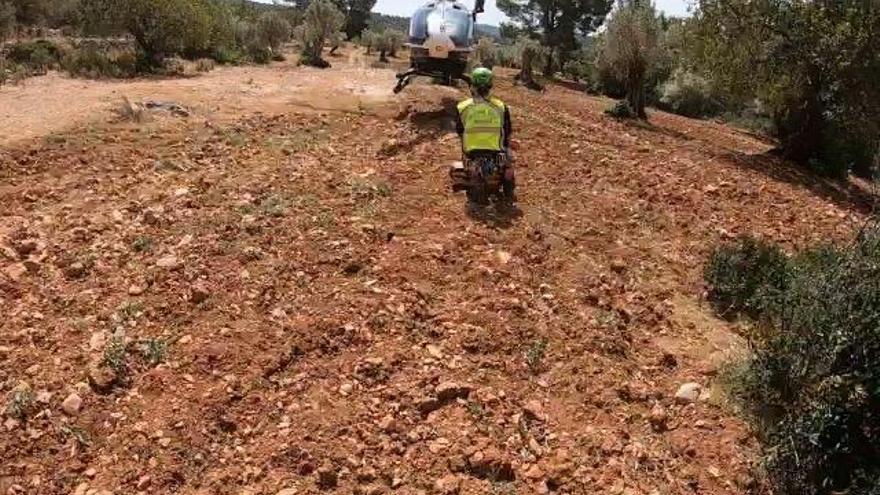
[{"left": 458, "top": 97, "right": 506, "bottom": 153}]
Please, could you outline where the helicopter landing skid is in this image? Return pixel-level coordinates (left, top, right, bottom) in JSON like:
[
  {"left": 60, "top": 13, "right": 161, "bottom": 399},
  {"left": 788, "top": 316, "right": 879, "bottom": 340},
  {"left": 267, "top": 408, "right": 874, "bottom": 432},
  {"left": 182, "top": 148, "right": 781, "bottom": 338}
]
[{"left": 393, "top": 69, "right": 472, "bottom": 93}]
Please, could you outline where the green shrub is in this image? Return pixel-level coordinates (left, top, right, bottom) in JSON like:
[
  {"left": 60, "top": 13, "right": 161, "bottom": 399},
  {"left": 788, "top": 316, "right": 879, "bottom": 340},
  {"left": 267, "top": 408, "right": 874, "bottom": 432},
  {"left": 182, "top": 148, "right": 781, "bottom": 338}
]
[
  {"left": 0, "top": 1, "right": 15, "bottom": 41},
  {"left": 195, "top": 57, "right": 215, "bottom": 72},
  {"left": 473, "top": 37, "right": 496, "bottom": 70},
  {"left": 295, "top": 0, "right": 344, "bottom": 67},
  {"left": 494, "top": 44, "right": 518, "bottom": 68},
  {"left": 6, "top": 39, "right": 64, "bottom": 69},
  {"left": 709, "top": 223, "right": 880, "bottom": 495},
  {"left": 61, "top": 46, "right": 139, "bottom": 78},
  {"left": 704, "top": 235, "right": 790, "bottom": 318},
  {"left": 605, "top": 100, "right": 638, "bottom": 119},
  {"left": 561, "top": 56, "right": 593, "bottom": 84},
  {"left": 658, "top": 69, "right": 723, "bottom": 118}
]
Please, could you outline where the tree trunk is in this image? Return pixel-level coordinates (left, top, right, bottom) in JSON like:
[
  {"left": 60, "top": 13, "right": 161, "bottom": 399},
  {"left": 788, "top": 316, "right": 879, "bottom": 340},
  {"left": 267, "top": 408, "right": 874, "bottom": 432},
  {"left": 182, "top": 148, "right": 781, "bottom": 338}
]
[
  {"left": 626, "top": 69, "right": 647, "bottom": 119},
  {"left": 543, "top": 47, "right": 554, "bottom": 76},
  {"left": 379, "top": 49, "right": 388, "bottom": 63}
]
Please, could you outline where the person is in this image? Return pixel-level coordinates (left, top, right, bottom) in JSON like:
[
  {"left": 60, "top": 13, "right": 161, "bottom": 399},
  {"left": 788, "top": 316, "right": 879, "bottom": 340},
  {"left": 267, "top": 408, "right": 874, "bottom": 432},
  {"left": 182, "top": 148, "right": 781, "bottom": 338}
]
[{"left": 454, "top": 67, "right": 515, "bottom": 201}]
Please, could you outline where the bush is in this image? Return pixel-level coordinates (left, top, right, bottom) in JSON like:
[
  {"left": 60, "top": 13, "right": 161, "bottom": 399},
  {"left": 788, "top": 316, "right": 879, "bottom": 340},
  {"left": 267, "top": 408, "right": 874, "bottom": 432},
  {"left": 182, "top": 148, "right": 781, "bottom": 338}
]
[
  {"left": 704, "top": 235, "right": 790, "bottom": 319},
  {"left": 494, "top": 44, "right": 517, "bottom": 68},
  {"left": 514, "top": 36, "right": 543, "bottom": 89},
  {"left": 599, "top": 0, "right": 661, "bottom": 118},
  {"left": 604, "top": 100, "right": 638, "bottom": 119},
  {"left": 708, "top": 223, "right": 880, "bottom": 494},
  {"left": 195, "top": 57, "right": 215, "bottom": 72},
  {"left": 0, "top": 1, "right": 14, "bottom": 41},
  {"left": 374, "top": 29, "right": 404, "bottom": 59},
  {"left": 561, "top": 54, "right": 593, "bottom": 84},
  {"left": 473, "top": 37, "right": 496, "bottom": 70},
  {"left": 295, "top": 0, "right": 344, "bottom": 67},
  {"left": 255, "top": 10, "right": 292, "bottom": 53},
  {"left": 658, "top": 69, "right": 723, "bottom": 118},
  {"left": 61, "top": 46, "right": 139, "bottom": 78},
  {"left": 6, "top": 39, "right": 63, "bottom": 67},
  {"left": 359, "top": 28, "right": 379, "bottom": 54},
  {"left": 79, "top": 0, "right": 228, "bottom": 65}
]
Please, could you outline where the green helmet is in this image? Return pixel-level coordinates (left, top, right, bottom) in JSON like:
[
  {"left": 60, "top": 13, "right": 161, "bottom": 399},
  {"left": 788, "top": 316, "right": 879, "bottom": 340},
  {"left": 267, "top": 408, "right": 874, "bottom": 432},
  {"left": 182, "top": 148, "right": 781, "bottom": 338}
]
[{"left": 470, "top": 67, "right": 493, "bottom": 88}]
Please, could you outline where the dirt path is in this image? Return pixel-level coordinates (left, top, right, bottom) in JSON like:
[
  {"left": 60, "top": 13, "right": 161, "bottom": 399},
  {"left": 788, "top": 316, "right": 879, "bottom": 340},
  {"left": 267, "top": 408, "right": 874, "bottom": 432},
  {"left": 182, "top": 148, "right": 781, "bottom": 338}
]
[
  {"left": 0, "top": 55, "right": 397, "bottom": 147},
  {"left": 0, "top": 58, "right": 869, "bottom": 495}
]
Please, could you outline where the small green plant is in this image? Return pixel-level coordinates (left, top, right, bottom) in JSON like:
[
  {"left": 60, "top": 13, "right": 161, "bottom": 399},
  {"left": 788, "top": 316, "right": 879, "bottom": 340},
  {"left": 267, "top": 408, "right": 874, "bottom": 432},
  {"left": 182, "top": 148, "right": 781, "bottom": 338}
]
[
  {"left": 138, "top": 338, "right": 169, "bottom": 366},
  {"left": 259, "top": 194, "right": 288, "bottom": 217},
  {"left": 116, "top": 302, "right": 144, "bottom": 321},
  {"left": 704, "top": 235, "right": 790, "bottom": 319},
  {"left": 595, "top": 309, "right": 622, "bottom": 329},
  {"left": 102, "top": 336, "right": 128, "bottom": 374},
  {"left": 525, "top": 338, "right": 548, "bottom": 373},
  {"left": 5, "top": 386, "right": 35, "bottom": 421},
  {"left": 314, "top": 211, "right": 336, "bottom": 228},
  {"left": 348, "top": 177, "right": 393, "bottom": 202},
  {"left": 61, "top": 424, "right": 91, "bottom": 446},
  {"left": 605, "top": 100, "right": 638, "bottom": 119},
  {"left": 466, "top": 400, "right": 485, "bottom": 420},
  {"left": 132, "top": 236, "right": 153, "bottom": 252}
]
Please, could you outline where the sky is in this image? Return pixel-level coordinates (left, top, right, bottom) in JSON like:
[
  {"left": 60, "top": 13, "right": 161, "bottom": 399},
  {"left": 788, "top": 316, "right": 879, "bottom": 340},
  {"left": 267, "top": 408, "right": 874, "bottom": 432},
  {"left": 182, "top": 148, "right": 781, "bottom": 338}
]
[{"left": 371, "top": 0, "right": 693, "bottom": 26}]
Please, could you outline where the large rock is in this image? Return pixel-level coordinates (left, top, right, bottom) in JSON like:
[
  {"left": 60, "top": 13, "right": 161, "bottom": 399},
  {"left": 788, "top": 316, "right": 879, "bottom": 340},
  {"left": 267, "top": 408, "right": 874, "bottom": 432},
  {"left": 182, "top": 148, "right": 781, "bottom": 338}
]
[
  {"left": 155, "top": 255, "right": 182, "bottom": 270},
  {"left": 61, "top": 393, "right": 83, "bottom": 416},
  {"left": 649, "top": 403, "right": 668, "bottom": 431},
  {"left": 435, "top": 382, "right": 472, "bottom": 402},
  {"left": 674, "top": 382, "right": 702, "bottom": 404},
  {"left": 88, "top": 362, "right": 118, "bottom": 393},
  {"left": 316, "top": 463, "right": 338, "bottom": 489},
  {"left": 434, "top": 474, "right": 461, "bottom": 495}
]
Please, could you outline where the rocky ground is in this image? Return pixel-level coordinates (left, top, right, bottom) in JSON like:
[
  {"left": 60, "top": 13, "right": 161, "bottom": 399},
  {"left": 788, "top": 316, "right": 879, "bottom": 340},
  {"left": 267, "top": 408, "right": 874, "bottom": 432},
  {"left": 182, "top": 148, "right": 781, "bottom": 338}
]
[{"left": 0, "top": 53, "right": 871, "bottom": 495}]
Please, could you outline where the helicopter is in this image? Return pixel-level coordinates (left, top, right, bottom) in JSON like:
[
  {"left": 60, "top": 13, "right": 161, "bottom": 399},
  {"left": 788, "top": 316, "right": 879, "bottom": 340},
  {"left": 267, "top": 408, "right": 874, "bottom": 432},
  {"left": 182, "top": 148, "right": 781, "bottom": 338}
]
[{"left": 393, "top": 0, "right": 486, "bottom": 93}]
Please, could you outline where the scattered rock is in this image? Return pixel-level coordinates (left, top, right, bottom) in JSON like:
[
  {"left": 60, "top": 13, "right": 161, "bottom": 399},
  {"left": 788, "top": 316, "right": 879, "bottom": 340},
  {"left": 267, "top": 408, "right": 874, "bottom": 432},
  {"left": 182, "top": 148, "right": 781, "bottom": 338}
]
[
  {"left": 610, "top": 259, "right": 627, "bottom": 273},
  {"left": 155, "top": 255, "right": 181, "bottom": 270},
  {"left": 88, "top": 362, "right": 118, "bottom": 393},
  {"left": 425, "top": 344, "right": 443, "bottom": 359},
  {"left": 649, "top": 403, "right": 668, "bottom": 431},
  {"left": 415, "top": 396, "right": 441, "bottom": 414},
  {"left": 377, "top": 414, "right": 399, "bottom": 433},
  {"left": 61, "top": 393, "right": 83, "bottom": 416},
  {"left": 136, "top": 475, "right": 151, "bottom": 490},
  {"left": 468, "top": 448, "right": 515, "bottom": 481},
  {"left": 3, "top": 263, "right": 27, "bottom": 282},
  {"left": 433, "top": 474, "right": 460, "bottom": 495},
  {"left": 89, "top": 331, "right": 107, "bottom": 351},
  {"left": 674, "top": 382, "right": 702, "bottom": 404},
  {"left": 190, "top": 281, "right": 211, "bottom": 304},
  {"left": 316, "top": 463, "right": 338, "bottom": 489},
  {"left": 276, "top": 489, "right": 297, "bottom": 495},
  {"left": 356, "top": 466, "right": 377, "bottom": 483},
  {"left": 495, "top": 250, "right": 512, "bottom": 265},
  {"left": 339, "top": 383, "right": 353, "bottom": 396},
  {"left": 64, "top": 261, "right": 88, "bottom": 279},
  {"left": 127, "top": 284, "right": 145, "bottom": 296},
  {"left": 523, "top": 400, "right": 546, "bottom": 422},
  {"left": 524, "top": 464, "right": 545, "bottom": 480},
  {"left": 435, "top": 382, "right": 471, "bottom": 402},
  {"left": 242, "top": 246, "right": 264, "bottom": 261}
]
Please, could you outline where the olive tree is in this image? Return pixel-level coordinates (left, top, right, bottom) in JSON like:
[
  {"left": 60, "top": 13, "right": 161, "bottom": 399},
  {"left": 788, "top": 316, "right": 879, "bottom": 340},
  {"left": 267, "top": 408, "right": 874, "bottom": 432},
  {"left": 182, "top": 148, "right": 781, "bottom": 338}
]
[
  {"left": 295, "top": 0, "right": 344, "bottom": 67},
  {"left": 599, "top": 0, "right": 661, "bottom": 118},
  {"left": 0, "top": 1, "right": 15, "bottom": 40}
]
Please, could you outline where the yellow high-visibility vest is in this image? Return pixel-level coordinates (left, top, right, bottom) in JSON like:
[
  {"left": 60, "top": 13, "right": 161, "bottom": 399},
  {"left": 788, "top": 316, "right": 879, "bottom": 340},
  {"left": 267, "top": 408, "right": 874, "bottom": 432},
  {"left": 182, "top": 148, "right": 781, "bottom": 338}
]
[{"left": 457, "top": 96, "right": 506, "bottom": 153}]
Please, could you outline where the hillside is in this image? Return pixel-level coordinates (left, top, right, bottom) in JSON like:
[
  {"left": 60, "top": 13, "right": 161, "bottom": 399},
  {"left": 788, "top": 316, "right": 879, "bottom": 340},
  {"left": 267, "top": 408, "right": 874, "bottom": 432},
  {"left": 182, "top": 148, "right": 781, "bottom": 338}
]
[{"left": 0, "top": 48, "right": 869, "bottom": 495}]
